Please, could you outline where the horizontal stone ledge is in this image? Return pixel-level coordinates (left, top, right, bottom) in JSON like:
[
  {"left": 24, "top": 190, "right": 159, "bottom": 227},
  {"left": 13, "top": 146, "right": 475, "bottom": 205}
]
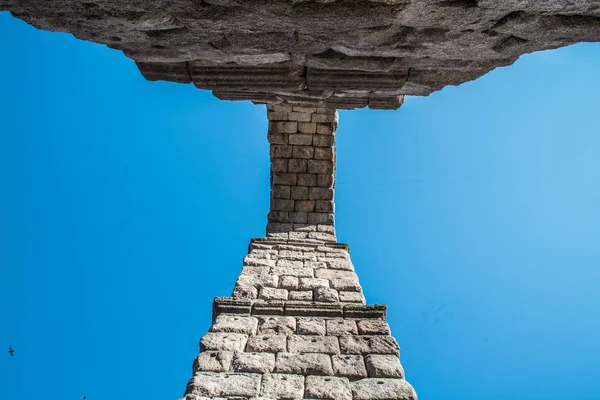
[
  {"left": 213, "top": 297, "right": 387, "bottom": 319},
  {"left": 248, "top": 237, "right": 350, "bottom": 252}
]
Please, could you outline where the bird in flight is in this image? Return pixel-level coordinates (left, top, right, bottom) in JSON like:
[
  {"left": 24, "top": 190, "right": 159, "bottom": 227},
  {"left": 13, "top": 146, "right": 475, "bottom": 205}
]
[{"left": 8, "top": 347, "right": 14, "bottom": 356}]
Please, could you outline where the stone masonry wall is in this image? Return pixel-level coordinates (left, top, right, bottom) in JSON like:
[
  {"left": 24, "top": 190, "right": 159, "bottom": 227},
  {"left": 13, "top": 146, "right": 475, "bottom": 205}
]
[
  {"left": 179, "top": 105, "right": 417, "bottom": 400},
  {"left": 267, "top": 105, "right": 337, "bottom": 242}
]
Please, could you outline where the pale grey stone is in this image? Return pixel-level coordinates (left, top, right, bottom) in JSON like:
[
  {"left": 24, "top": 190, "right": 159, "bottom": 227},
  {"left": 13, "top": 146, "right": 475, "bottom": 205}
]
[
  {"left": 288, "top": 335, "right": 339, "bottom": 354},
  {"left": 338, "top": 336, "right": 399, "bottom": 355},
  {"left": 296, "top": 318, "right": 326, "bottom": 335},
  {"left": 187, "top": 372, "right": 261, "bottom": 397},
  {"left": 246, "top": 335, "right": 287, "bottom": 353},
  {"left": 276, "top": 259, "right": 304, "bottom": 268},
  {"left": 260, "top": 374, "right": 305, "bottom": 399},
  {"left": 259, "top": 287, "right": 289, "bottom": 301},
  {"left": 314, "top": 287, "right": 339, "bottom": 303},
  {"left": 279, "top": 276, "right": 299, "bottom": 290},
  {"left": 326, "top": 319, "right": 358, "bottom": 336},
  {"left": 193, "top": 351, "right": 234, "bottom": 373},
  {"left": 330, "top": 277, "right": 362, "bottom": 292},
  {"left": 298, "top": 277, "right": 330, "bottom": 290},
  {"left": 232, "top": 352, "right": 276, "bottom": 374},
  {"left": 289, "top": 290, "right": 313, "bottom": 301},
  {"left": 364, "top": 355, "right": 404, "bottom": 378},
  {"left": 332, "top": 355, "right": 368, "bottom": 380},
  {"left": 338, "top": 291, "right": 366, "bottom": 303},
  {"left": 315, "top": 269, "right": 356, "bottom": 281},
  {"left": 357, "top": 320, "right": 391, "bottom": 335},
  {"left": 200, "top": 333, "right": 248, "bottom": 352},
  {"left": 351, "top": 378, "right": 417, "bottom": 400},
  {"left": 271, "top": 266, "right": 314, "bottom": 278},
  {"left": 257, "top": 316, "right": 296, "bottom": 335},
  {"left": 211, "top": 315, "right": 258, "bottom": 335},
  {"left": 232, "top": 284, "right": 259, "bottom": 299},
  {"left": 305, "top": 375, "right": 352, "bottom": 400},
  {"left": 276, "top": 352, "right": 334, "bottom": 376}
]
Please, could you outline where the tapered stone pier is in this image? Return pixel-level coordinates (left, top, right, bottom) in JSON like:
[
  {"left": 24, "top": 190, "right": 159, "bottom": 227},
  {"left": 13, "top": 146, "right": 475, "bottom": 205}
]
[{"left": 180, "top": 106, "right": 417, "bottom": 400}]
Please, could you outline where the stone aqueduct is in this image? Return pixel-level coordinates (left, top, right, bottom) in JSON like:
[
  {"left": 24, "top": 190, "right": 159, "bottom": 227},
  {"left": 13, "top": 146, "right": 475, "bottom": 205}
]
[{"left": 3, "top": 1, "right": 599, "bottom": 399}]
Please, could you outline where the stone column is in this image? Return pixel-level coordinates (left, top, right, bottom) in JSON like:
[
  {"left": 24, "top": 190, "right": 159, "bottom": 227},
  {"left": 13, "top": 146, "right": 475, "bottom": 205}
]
[
  {"left": 266, "top": 105, "right": 337, "bottom": 242},
  {"left": 180, "top": 106, "right": 417, "bottom": 400}
]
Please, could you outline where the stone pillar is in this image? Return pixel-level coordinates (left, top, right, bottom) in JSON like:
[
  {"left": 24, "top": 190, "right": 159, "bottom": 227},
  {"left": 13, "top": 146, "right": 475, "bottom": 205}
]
[
  {"left": 180, "top": 106, "right": 417, "bottom": 400},
  {"left": 267, "top": 105, "right": 337, "bottom": 242}
]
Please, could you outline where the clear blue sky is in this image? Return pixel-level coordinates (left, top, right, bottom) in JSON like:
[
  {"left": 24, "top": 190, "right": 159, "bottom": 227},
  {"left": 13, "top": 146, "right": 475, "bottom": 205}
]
[{"left": 1, "top": 11, "right": 599, "bottom": 400}]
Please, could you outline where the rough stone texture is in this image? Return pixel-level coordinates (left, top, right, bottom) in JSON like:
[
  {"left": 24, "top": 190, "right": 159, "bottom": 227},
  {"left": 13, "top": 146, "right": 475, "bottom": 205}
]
[
  {"left": 352, "top": 378, "right": 417, "bottom": 400},
  {"left": 3, "top": 1, "right": 600, "bottom": 109}
]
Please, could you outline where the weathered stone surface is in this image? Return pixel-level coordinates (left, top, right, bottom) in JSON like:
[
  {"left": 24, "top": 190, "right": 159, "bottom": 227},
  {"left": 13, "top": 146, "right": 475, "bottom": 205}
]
[
  {"left": 260, "top": 373, "right": 305, "bottom": 399},
  {"left": 257, "top": 316, "right": 296, "bottom": 335},
  {"left": 364, "top": 355, "right": 405, "bottom": 379},
  {"left": 339, "top": 336, "right": 399, "bottom": 355},
  {"left": 332, "top": 355, "right": 368, "bottom": 380},
  {"left": 351, "top": 378, "right": 417, "bottom": 400},
  {"left": 246, "top": 334, "right": 287, "bottom": 353},
  {"left": 6, "top": 1, "right": 599, "bottom": 109},
  {"left": 211, "top": 315, "right": 258, "bottom": 335},
  {"left": 297, "top": 318, "right": 327, "bottom": 336},
  {"left": 187, "top": 372, "right": 261, "bottom": 398},
  {"left": 305, "top": 375, "right": 352, "bottom": 400},
  {"left": 231, "top": 352, "right": 276, "bottom": 374},
  {"left": 326, "top": 319, "right": 358, "bottom": 336},
  {"left": 193, "top": 351, "right": 234, "bottom": 373},
  {"left": 314, "top": 287, "right": 340, "bottom": 303},
  {"left": 276, "top": 352, "right": 334, "bottom": 376},
  {"left": 200, "top": 333, "right": 248, "bottom": 353},
  {"left": 357, "top": 320, "right": 391, "bottom": 335},
  {"left": 288, "top": 335, "right": 340, "bottom": 354}
]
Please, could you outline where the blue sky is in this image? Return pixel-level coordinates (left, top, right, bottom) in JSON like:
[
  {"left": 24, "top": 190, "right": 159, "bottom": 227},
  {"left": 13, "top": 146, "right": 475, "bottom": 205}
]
[{"left": 1, "top": 11, "right": 599, "bottom": 400}]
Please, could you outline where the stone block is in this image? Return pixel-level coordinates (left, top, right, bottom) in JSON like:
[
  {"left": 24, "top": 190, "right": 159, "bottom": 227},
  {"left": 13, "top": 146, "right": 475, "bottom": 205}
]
[
  {"left": 272, "top": 184, "right": 291, "bottom": 199},
  {"left": 211, "top": 315, "right": 259, "bottom": 335},
  {"left": 290, "top": 186, "right": 308, "bottom": 199},
  {"left": 288, "top": 335, "right": 339, "bottom": 354},
  {"left": 193, "top": 351, "right": 233, "bottom": 373},
  {"left": 276, "top": 352, "right": 334, "bottom": 376},
  {"left": 252, "top": 300, "right": 285, "bottom": 316},
  {"left": 288, "top": 158, "right": 308, "bottom": 173},
  {"left": 295, "top": 200, "right": 316, "bottom": 212},
  {"left": 309, "top": 187, "right": 334, "bottom": 200},
  {"left": 288, "top": 112, "right": 312, "bottom": 122},
  {"left": 187, "top": 372, "right": 261, "bottom": 398},
  {"left": 270, "top": 144, "right": 293, "bottom": 158},
  {"left": 232, "top": 352, "right": 276, "bottom": 374},
  {"left": 351, "top": 378, "right": 417, "bottom": 400},
  {"left": 258, "top": 316, "right": 297, "bottom": 335},
  {"left": 271, "top": 121, "right": 298, "bottom": 134},
  {"left": 285, "top": 302, "right": 343, "bottom": 318},
  {"left": 326, "top": 319, "right": 358, "bottom": 336},
  {"left": 343, "top": 304, "right": 387, "bottom": 319},
  {"left": 200, "top": 332, "right": 248, "bottom": 352},
  {"left": 314, "top": 287, "right": 340, "bottom": 303},
  {"left": 276, "top": 259, "right": 304, "bottom": 268},
  {"left": 271, "top": 267, "right": 314, "bottom": 277},
  {"left": 232, "top": 284, "right": 259, "bottom": 299},
  {"left": 315, "top": 269, "right": 357, "bottom": 280},
  {"left": 332, "top": 355, "right": 367, "bottom": 380},
  {"left": 288, "top": 134, "right": 314, "bottom": 145},
  {"left": 299, "top": 277, "right": 330, "bottom": 290},
  {"left": 273, "top": 173, "right": 297, "bottom": 186},
  {"left": 268, "top": 132, "right": 287, "bottom": 145},
  {"left": 267, "top": 111, "right": 288, "bottom": 121},
  {"left": 313, "top": 135, "right": 335, "bottom": 147},
  {"left": 260, "top": 374, "right": 305, "bottom": 400},
  {"left": 307, "top": 212, "right": 334, "bottom": 225},
  {"left": 271, "top": 158, "right": 288, "bottom": 172},
  {"left": 296, "top": 318, "right": 326, "bottom": 335},
  {"left": 241, "top": 266, "right": 271, "bottom": 276},
  {"left": 259, "top": 287, "right": 289, "bottom": 301},
  {"left": 271, "top": 198, "right": 295, "bottom": 211},
  {"left": 339, "top": 291, "right": 365, "bottom": 304},
  {"left": 338, "top": 336, "right": 399, "bottom": 356},
  {"left": 315, "top": 200, "right": 334, "bottom": 212},
  {"left": 293, "top": 146, "right": 315, "bottom": 159},
  {"left": 292, "top": 106, "right": 317, "bottom": 113},
  {"left": 305, "top": 375, "right": 352, "bottom": 400},
  {"left": 326, "top": 258, "right": 355, "bottom": 271},
  {"left": 289, "top": 212, "right": 308, "bottom": 223},
  {"left": 279, "top": 275, "right": 299, "bottom": 290},
  {"left": 357, "top": 320, "right": 390, "bottom": 335},
  {"left": 314, "top": 147, "right": 334, "bottom": 160},
  {"left": 312, "top": 113, "right": 338, "bottom": 124},
  {"left": 246, "top": 334, "right": 287, "bottom": 353},
  {"left": 289, "top": 290, "right": 313, "bottom": 301},
  {"left": 297, "top": 173, "right": 317, "bottom": 186},
  {"left": 316, "top": 173, "right": 334, "bottom": 187},
  {"left": 236, "top": 274, "right": 278, "bottom": 290},
  {"left": 316, "top": 123, "right": 335, "bottom": 135},
  {"left": 330, "top": 277, "right": 362, "bottom": 292},
  {"left": 298, "top": 122, "right": 317, "bottom": 134},
  {"left": 212, "top": 297, "right": 253, "bottom": 320},
  {"left": 364, "top": 355, "right": 404, "bottom": 378},
  {"left": 307, "top": 160, "right": 334, "bottom": 174},
  {"left": 268, "top": 210, "right": 289, "bottom": 223}
]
